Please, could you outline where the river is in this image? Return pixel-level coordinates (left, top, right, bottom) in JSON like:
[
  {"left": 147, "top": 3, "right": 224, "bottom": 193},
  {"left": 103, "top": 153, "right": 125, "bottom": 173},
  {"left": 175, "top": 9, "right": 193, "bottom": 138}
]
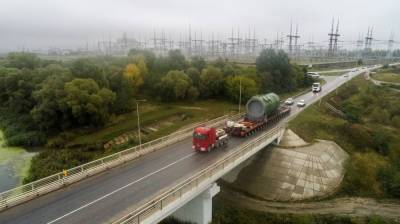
[{"left": 0, "top": 130, "right": 36, "bottom": 192}]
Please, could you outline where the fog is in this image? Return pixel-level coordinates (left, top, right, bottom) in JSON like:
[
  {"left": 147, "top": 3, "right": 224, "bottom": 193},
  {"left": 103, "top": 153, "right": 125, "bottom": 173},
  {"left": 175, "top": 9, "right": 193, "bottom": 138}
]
[{"left": 0, "top": 0, "right": 399, "bottom": 51}]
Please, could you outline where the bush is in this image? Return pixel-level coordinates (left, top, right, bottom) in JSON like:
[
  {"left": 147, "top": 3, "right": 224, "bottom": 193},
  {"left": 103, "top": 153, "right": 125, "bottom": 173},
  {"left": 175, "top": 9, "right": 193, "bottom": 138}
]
[
  {"left": 378, "top": 161, "right": 400, "bottom": 198},
  {"left": 345, "top": 124, "right": 372, "bottom": 150},
  {"left": 341, "top": 152, "right": 387, "bottom": 196},
  {"left": 392, "top": 116, "right": 400, "bottom": 128},
  {"left": 6, "top": 131, "right": 47, "bottom": 147},
  {"left": 372, "top": 130, "right": 391, "bottom": 156}
]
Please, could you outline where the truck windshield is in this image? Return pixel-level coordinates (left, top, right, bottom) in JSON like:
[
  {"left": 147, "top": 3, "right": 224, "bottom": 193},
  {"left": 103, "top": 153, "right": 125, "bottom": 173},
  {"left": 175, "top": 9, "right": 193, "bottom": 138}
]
[
  {"left": 193, "top": 133, "right": 206, "bottom": 140},
  {"left": 313, "top": 84, "right": 319, "bottom": 87}
]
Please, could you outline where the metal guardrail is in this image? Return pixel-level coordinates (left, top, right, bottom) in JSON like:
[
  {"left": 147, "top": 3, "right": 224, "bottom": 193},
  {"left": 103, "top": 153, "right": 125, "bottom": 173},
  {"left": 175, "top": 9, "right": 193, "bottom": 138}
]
[
  {"left": 113, "top": 125, "right": 284, "bottom": 224},
  {"left": 0, "top": 113, "right": 243, "bottom": 211}
]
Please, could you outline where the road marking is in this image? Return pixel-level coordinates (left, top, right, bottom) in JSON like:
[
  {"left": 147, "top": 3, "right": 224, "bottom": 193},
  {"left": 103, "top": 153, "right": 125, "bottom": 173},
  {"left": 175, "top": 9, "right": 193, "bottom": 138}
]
[
  {"left": 46, "top": 151, "right": 196, "bottom": 224},
  {"left": 46, "top": 68, "right": 366, "bottom": 224}
]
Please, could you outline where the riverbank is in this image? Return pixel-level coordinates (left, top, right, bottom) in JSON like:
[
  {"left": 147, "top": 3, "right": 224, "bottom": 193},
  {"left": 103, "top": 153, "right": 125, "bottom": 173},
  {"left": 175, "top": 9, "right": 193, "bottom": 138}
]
[{"left": 0, "top": 131, "right": 36, "bottom": 192}]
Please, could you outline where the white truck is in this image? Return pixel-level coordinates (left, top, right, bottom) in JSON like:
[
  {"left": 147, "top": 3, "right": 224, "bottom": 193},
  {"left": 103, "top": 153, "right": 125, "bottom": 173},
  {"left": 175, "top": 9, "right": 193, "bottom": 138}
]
[{"left": 312, "top": 82, "right": 321, "bottom": 93}]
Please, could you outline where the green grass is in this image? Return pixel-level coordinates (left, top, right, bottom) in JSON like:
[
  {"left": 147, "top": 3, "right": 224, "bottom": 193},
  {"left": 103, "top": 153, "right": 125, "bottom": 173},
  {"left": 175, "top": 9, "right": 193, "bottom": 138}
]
[
  {"left": 372, "top": 72, "right": 400, "bottom": 83},
  {"left": 289, "top": 76, "right": 400, "bottom": 198},
  {"left": 58, "top": 100, "right": 236, "bottom": 147}
]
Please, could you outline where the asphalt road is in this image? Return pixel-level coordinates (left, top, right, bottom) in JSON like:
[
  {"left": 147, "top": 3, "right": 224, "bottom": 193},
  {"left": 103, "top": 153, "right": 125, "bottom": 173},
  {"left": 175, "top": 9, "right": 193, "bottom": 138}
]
[{"left": 0, "top": 69, "right": 365, "bottom": 224}]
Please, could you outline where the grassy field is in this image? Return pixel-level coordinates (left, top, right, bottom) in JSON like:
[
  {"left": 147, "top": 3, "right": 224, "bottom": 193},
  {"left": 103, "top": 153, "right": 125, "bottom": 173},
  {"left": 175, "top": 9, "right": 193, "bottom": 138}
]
[
  {"left": 372, "top": 72, "right": 400, "bottom": 83},
  {"left": 289, "top": 76, "right": 400, "bottom": 198},
  {"left": 51, "top": 100, "right": 237, "bottom": 148}
]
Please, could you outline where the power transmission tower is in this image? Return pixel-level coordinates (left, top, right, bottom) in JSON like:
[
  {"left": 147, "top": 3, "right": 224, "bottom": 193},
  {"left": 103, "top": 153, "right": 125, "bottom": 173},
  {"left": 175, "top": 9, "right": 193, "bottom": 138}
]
[
  {"left": 356, "top": 33, "right": 364, "bottom": 58},
  {"left": 192, "top": 32, "right": 205, "bottom": 56},
  {"left": 386, "top": 32, "right": 395, "bottom": 58},
  {"left": 328, "top": 18, "right": 340, "bottom": 56},
  {"left": 365, "top": 27, "right": 373, "bottom": 51},
  {"left": 287, "top": 21, "right": 294, "bottom": 54},
  {"left": 332, "top": 20, "right": 340, "bottom": 55}
]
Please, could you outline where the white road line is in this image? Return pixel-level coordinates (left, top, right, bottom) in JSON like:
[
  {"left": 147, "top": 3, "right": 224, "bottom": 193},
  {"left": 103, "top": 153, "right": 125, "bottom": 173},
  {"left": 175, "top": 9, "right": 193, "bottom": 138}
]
[{"left": 46, "top": 151, "right": 196, "bottom": 224}]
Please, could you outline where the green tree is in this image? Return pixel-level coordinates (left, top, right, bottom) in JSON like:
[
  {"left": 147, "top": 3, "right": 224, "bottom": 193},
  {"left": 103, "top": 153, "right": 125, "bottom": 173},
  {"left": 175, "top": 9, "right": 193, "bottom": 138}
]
[
  {"left": 222, "top": 63, "right": 235, "bottom": 76},
  {"left": 190, "top": 56, "right": 206, "bottom": 71},
  {"left": 6, "top": 52, "right": 41, "bottom": 69},
  {"left": 159, "top": 70, "right": 192, "bottom": 101},
  {"left": 167, "top": 50, "right": 187, "bottom": 71},
  {"left": 199, "top": 66, "right": 224, "bottom": 98},
  {"left": 62, "top": 78, "right": 116, "bottom": 126},
  {"left": 70, "top": 58, "right": 108, "bottom": 87},
  {"left": 186, "top": 67, "right": 201, "bottom": 86},
  {"left": 225, "top": 76, "right": 259, "bottom": 102},
  {"left": 31, "top": 73, "right": 72, "bottom": 131},
  {"left": 256, "top": 49, "right": 295, "bottom": 92}
]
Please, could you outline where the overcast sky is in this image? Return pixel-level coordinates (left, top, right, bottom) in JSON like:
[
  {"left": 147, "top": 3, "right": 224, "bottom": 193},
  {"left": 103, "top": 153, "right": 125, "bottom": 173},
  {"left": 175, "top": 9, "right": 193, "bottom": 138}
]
[{"left": 0, "top": 0, "right": 399, "bottom": 51}]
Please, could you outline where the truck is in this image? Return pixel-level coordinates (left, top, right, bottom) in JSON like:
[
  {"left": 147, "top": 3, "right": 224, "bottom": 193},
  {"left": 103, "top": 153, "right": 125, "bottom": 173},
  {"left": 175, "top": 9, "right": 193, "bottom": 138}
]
[
  {"left": 192, "top": 127, "right": 228, "bottom": 152},
  {"left": 312, "top": 82, "right": 321, "bottom": 93},
  {"left": 224, "top": 93, "right": 290, "bottom": 137},
  {"left": 192, "top": 93, "right": 291, "bottom": 151}
]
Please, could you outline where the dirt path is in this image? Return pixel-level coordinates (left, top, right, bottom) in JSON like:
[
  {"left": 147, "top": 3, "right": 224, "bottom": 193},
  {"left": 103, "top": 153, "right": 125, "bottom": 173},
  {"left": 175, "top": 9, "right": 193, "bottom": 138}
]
[{"left": 220, "top": 188, "right": 400, "bottom": 219}]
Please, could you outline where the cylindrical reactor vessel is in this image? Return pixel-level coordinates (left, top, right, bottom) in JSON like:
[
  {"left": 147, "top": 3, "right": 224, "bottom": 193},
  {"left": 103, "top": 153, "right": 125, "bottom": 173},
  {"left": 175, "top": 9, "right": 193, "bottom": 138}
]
[{"left": 246, "top": 93, "right": 280, "bottom": 120}]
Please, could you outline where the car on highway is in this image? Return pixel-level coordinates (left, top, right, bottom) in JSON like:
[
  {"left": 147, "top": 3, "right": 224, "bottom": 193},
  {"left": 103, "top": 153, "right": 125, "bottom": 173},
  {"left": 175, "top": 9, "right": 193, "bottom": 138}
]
[
  {"left": 284, "top": 97, "right": 294, "bottom": 105},
  {"left": 297, "top": 99, "right": 306, "bottom": 107},
  {"left": 307, "top": 72, "right": 320, "bottom": 79},
  {"left": 343, "top": 73, "right": 349, "bottom": 77}
]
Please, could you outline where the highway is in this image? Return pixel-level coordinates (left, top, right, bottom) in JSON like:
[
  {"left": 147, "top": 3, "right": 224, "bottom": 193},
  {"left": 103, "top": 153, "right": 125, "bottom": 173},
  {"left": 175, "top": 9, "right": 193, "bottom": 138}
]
[{"left": 0, "top": 69, "right": 365, "bottom": 224}]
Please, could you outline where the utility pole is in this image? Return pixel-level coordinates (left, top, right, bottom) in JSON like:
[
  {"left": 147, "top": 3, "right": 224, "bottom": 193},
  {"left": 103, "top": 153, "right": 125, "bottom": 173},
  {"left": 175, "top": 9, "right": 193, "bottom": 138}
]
[
  {"left": 136, "top": 99, "right": 146, "bottom": 149},
  {"left": 238, "top": 78, "right": 242, "bottom": 113}
]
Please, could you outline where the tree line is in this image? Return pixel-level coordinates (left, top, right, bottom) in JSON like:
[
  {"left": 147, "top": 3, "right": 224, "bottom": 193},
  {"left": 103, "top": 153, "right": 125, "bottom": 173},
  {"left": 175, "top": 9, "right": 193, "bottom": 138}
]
[{"left": 0, "top": 49, "right": 312, "bottom": 147}]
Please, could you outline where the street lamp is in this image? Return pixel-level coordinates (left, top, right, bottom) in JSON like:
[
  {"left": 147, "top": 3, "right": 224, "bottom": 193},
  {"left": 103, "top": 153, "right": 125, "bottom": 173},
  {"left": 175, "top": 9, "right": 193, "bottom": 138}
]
[
  {"left": 136, "top": 99, "right": 146, "bottom": 149},
  {"left": 238, "top": 77, "right": 242, "bottom": 113}
]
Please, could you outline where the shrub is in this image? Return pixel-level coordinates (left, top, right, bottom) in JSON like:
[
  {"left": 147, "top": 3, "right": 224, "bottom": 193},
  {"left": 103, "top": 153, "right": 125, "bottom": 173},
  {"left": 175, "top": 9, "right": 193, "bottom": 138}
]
[
  {"left": 372, "top": 130, "right": 391, "bottom": 156},
  {"left": 342, "top": 152, "right": 387, "bottom": 196},
  {"left": 378, "top": 164, "right": 400, "bottom": 198},
  {"left": 345, "top": 124, "right": 372, "bottom": 150}
]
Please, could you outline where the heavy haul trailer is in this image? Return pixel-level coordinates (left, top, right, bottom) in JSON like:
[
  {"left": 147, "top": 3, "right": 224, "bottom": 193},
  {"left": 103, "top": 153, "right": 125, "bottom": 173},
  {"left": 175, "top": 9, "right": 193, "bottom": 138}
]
[
  {"left": 224, "top": 93, "right": 290, "bottom": 137},
  {"left": 192, "top": 92, "right": 290, "bottom": 152}
]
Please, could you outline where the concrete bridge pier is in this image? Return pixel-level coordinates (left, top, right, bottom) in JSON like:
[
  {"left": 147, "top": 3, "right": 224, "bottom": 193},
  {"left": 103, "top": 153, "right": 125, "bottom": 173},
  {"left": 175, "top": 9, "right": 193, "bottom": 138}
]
[
  {"left": 274, "top": 127, "right": 286, "bottom": 145},
  {"left": 172, "top": 183, "right": 220, "bottom": 224}
]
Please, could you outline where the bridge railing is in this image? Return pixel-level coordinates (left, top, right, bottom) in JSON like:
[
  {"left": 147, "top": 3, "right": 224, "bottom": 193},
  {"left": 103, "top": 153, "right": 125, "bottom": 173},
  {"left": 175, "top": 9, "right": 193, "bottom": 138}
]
[
  {"left": 0, "top": 113, "right": 243, "bottom": 211},
  {"left": 113, "top": 124, "right": 284, "bottom": 224}
]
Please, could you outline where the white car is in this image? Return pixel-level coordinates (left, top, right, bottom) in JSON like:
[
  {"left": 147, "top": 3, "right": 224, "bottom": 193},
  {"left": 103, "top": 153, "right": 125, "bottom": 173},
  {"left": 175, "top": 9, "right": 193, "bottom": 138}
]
[
  {"left": 307, "top": 72, "right": 320, "bottom": 79},
  {"left": 343, "top": 74, "right": 349, "bottom": 77},
  {"left": 284, "top": 98, "right": 294, "bottom": 105},
  {"left": 297, "top": 99, "right": 306, "bottom": 107}
]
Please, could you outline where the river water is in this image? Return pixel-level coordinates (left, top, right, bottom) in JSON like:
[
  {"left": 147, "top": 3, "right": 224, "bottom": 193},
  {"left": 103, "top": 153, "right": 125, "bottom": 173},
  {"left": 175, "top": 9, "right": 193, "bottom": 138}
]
[{"left": 0, "top": 130, "right": 36, "bottom": 192}]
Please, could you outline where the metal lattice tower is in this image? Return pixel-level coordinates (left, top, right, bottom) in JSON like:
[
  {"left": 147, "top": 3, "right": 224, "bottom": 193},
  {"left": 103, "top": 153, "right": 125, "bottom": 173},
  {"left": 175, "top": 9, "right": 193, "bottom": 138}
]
[
  {"left": 328, "top": 18, "right": 340, "bottom": 56},
  {"left": 386, "top": 32, "right": 395, "bottom": 58},
  {"left": 287, "top": 21, "right": 299, "bottom": 55},
  {"left": 365, "top": 27, "right": 373, "bottom": 51}
]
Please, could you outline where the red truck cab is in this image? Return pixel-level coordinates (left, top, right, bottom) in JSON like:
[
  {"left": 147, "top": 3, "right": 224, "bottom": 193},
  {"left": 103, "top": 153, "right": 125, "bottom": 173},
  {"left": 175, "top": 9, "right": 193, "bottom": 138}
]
[{"left": 192, "top": 127, "right": 216, "bottom": 152}]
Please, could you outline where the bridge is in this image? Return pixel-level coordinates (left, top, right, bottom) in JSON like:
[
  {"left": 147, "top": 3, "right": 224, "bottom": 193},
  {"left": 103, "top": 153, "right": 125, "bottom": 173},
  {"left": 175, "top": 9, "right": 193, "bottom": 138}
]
[{"left": 0, "top": 67, "right": 376, "bottom": 224}]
